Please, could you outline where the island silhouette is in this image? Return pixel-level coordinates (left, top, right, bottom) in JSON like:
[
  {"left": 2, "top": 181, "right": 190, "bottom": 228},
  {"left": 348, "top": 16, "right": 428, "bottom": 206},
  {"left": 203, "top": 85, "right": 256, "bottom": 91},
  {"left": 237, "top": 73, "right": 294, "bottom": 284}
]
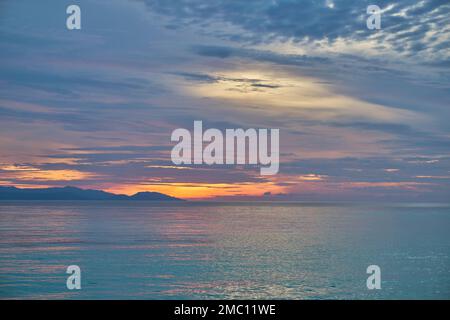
[{"left": 0, "top": 186, "right": 183, "bottom": 201}]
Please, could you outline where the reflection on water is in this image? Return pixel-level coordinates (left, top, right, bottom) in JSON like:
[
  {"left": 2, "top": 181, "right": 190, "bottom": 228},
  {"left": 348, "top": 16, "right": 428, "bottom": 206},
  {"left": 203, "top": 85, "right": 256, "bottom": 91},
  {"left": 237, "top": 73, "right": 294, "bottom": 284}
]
[{"left": 0, "top": 202, "right": 449, "bottom": 299}]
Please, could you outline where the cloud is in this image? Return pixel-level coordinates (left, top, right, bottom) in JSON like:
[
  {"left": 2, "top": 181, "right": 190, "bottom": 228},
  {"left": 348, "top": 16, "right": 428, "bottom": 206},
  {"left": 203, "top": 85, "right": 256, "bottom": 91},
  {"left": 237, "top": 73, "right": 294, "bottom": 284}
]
[
  {"left": 0, "top": 0, "right": 449, "bottom": 201},
  {"left": 0, "top": 164, "right": 99, "bottom": 182},
  {"left": 143, "top": 0, "right": 450, "bottom": 60},
  {"left": 177, "top": 68, "right": 424, "bottom": 128}
]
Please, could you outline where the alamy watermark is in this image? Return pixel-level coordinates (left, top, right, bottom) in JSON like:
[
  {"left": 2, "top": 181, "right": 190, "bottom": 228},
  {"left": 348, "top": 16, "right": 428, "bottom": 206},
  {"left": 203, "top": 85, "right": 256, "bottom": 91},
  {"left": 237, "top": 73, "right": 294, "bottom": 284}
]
[
  {"left": 366, "top": 5, "right": 381, "bottom": 30},
  {"left": 66, "top": 5, "right": 81, "bottom": 30},
  {"left": 366, "top": 265, "right": 381, "bottom": 290},
  {"left": 66, "top": 265, "right": 81, "bottom": 290},
  {"left": 171, "top": 121, "right": 279, "bottom": 175}
]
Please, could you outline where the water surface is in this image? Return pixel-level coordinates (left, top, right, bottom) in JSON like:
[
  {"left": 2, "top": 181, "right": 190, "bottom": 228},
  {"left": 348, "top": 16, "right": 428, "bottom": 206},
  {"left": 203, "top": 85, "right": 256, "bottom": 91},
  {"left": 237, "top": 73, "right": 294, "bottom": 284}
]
[{"left": 0, "top": 201, "right": 449, "bottom": 299}]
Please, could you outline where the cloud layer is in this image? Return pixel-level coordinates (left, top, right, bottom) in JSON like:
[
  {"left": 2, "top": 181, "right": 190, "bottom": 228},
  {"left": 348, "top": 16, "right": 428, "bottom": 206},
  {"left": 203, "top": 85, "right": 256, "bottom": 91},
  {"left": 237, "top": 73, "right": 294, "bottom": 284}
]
[{"left": 0, "top": 0, "right": 449, "bottom": 200}]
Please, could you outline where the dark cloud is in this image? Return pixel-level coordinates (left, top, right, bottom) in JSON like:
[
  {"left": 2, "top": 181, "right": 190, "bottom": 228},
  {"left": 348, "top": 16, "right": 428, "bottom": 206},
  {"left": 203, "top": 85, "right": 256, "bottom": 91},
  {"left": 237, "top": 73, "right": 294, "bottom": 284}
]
[
  {"left": 0, "top": 66, "right": 163, "bottom": 99},
  {"left": 192, "top": 45, "right": 233, "bottom": 58},
  {"left": 191, "top": 44, "right": 328, "bottom": 65},
  {"left": 175, "top": 71, "right": 284, "bottom": 91}
]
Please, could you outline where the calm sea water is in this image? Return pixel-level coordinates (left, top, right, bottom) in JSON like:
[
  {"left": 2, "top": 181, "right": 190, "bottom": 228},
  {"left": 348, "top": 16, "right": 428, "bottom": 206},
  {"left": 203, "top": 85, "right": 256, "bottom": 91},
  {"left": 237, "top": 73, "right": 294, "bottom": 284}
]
[{"left": 0, "top": 201, "right": 449, "bottom": 299}]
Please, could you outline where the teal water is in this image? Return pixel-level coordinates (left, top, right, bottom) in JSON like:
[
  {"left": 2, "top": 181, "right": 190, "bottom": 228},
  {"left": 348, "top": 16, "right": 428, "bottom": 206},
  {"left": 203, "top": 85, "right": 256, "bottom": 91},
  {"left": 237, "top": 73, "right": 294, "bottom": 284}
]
[{"left": 0, "top": 202, "right": 449, "bottom": 299}]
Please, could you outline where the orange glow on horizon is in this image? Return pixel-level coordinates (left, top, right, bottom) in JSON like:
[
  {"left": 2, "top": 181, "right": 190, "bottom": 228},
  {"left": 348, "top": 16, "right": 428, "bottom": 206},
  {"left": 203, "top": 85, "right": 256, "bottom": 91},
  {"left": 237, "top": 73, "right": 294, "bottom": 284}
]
[{"left": 105, "top": 181, "right": 287, "bottom": 200}]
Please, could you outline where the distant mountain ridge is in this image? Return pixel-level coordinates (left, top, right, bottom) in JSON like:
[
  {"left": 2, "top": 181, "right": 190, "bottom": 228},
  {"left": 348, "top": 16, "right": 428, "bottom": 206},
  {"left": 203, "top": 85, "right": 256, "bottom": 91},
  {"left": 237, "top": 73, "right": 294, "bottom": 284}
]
[{"left": 0, "top": 186, "right": 183, "bottom": 201}]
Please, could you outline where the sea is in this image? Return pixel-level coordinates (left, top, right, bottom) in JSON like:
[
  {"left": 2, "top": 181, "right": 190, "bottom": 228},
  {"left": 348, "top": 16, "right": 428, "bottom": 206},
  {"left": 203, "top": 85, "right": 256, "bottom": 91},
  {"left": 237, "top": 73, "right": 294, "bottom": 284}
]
[{"left": 0, "top": 201, "right": 449, "bottom": 299}]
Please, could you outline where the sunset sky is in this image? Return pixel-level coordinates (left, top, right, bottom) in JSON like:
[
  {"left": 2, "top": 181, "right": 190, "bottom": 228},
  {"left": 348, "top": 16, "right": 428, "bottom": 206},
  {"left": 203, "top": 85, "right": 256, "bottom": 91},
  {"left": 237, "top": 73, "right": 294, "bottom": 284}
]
[{"left": 0, "top": 0, "right": 449, "bottom": 200}]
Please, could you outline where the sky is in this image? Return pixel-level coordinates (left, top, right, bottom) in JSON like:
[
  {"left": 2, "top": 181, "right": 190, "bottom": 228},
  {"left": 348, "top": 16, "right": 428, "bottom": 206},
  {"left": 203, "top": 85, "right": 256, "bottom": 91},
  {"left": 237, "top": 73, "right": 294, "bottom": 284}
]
[{"left": 0, "top": 0, "right": 449, "bottom": 201}]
